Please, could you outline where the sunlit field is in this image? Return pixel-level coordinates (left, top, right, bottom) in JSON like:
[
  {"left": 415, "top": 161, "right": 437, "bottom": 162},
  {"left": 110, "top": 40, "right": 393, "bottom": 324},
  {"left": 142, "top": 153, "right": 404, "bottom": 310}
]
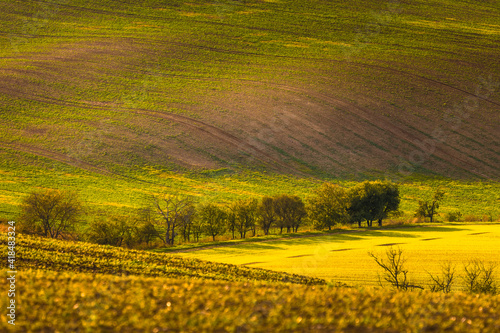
[{"left": 173, "top": 224, "right": 500, "bottom": 289}]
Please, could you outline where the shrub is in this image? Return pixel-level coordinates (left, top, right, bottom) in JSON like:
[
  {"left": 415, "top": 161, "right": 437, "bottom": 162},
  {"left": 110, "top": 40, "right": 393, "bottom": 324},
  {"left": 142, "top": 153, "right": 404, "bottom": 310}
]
[
  {"left": 368, "top": 247, "right": 422, "bottom": 290},
  {"left": 428, "top": 262, "right": 456, "bottom": 293},
  {"left": 445, "top": 211, "right": 462, "bottom": 222},
  {"left": 463, "top": 215, "right": 479, "bottom": 222},
  {"left": 85, "top": 216, "right": 140, "bottom": 248}
]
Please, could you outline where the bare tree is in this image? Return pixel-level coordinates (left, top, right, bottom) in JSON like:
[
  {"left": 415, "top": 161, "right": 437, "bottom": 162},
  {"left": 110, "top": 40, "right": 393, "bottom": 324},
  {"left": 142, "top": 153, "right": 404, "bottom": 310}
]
[
  {"left": 151, "top": 195, "right": 195, "bottom": 245},
  {"left": 368, "top": 247, "right": 421, "bottom": 290},
  {"left": 19, "top": 189, "right": 83, "bottom": 239},
  {"left": 463, "top": 260, "right": 498, "bottom": 294},
  {"left": 428, "top": 262, "right": 456, "bottom": 293}
]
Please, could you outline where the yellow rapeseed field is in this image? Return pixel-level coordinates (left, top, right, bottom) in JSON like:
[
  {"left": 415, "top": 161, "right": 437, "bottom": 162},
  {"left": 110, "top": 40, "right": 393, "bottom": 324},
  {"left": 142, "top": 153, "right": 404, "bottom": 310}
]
[{"left": 175, "top": 224, "right": 500, "bottom": 289}]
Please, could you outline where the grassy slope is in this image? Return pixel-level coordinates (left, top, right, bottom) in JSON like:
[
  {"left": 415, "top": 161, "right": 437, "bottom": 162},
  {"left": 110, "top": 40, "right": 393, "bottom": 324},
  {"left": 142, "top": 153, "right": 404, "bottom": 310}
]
[
  {"left": 0, "top": 233, "right": 324, "bottom": 285},
  {"left": 0, "top": 0, "right": 499, "bottom": 184},
  {"left": 169, "top": 224, "right": 500, "bottom": 289},
  {"left": 1, "top": 0, "right": 499, "bottom": 220},
  {"left": 0, "top": 153, "right": 499, "bottom": 221},
  {"left": 2, "top": 270, "right": 500, "bottom": 332}
]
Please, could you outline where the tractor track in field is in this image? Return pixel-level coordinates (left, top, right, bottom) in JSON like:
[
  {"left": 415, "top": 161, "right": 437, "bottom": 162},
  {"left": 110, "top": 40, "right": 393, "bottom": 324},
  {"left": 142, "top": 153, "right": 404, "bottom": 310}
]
[
  {"left": 245, "top": 81, "right": 498, "bottom": 179},
  {"left": 128, "top": 108, "right": 307, "bottom": 176},
  {"left": 0, "top": 141, "right": 159, "bottom": 186},
  {"left": 0, "top": 141, "right": 113, "bottom": 176},
  {"left": 2, "top": 75, "right": 496, "bottom": 179},
  {"left": 0, "top": 84, "right": 306, "bottom": 176},
  {"left": 1, "top": 34, "right": 498, "bottom": 178}
]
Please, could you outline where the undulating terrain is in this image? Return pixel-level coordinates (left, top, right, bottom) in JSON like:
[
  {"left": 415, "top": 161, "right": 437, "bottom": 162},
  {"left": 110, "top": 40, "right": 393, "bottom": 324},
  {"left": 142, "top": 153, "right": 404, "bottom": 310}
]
[
  {"left": 1, "top": 1, "right": 500, "bottom": 331},
  {"left": 1, "top": 0, "right": 499, "bottom": 181}
]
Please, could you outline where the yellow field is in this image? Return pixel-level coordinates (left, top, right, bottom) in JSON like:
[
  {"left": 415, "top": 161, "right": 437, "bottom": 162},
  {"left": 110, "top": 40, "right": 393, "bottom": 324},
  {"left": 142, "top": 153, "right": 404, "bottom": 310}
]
[{"left": 174, "top": 224, "right": 500, "bottom": 289}]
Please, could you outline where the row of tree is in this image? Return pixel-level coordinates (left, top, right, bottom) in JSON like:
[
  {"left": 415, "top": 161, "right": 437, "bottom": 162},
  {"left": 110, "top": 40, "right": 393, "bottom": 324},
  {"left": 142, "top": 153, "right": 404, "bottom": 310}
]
[
  {"left": 17, "top": 180, "right": 404, "bottom": 247},
  {"left": 148, "top": 193, "right": 308, "bottom": 245}
]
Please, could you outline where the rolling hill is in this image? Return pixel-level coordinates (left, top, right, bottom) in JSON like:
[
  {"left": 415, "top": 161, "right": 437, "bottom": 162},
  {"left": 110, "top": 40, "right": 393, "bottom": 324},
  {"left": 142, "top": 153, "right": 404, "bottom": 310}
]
[{"left": 1, "top": 0, "right": 499, "bottom": 180}]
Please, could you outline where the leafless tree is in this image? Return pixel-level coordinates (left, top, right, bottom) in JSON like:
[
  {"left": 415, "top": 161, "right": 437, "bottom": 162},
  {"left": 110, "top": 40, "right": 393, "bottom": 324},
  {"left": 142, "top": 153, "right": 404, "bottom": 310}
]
[
  {"left": 428, "top": 262, "right": 456, "bottom": 293},
  {"left": 151, "top": 195, "right": 195, "bottom": 245},
  {"left": 463, "top": 260, "right": 498, "bottom": 294},
  {"left": 19, "top": 189, "right": 82, "bottom": 239},
  {"left": 368, "top": 247, "right": 422, "bottom": 290}
]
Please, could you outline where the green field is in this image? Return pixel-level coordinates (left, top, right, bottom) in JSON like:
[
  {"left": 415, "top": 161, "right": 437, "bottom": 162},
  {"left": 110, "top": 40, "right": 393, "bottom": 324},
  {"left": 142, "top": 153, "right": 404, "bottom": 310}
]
[
  {"left": 1, "top": 0, "right": 499, "bottom": 222},
  {"left": 1, "top": 0, "right": 500, "bottom": 212},
  {"left": 171, "top": 224, "right": 500, "bottom": 289},
  {"left": 1, "top": 157, "right": 499, "bottom": 223}
]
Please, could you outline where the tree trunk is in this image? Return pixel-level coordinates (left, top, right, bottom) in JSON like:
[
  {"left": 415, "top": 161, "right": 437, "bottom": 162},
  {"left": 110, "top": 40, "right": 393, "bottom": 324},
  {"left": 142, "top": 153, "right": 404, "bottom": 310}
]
[{"left": 171, "top": 226, "right": 175, "bottom": 245}]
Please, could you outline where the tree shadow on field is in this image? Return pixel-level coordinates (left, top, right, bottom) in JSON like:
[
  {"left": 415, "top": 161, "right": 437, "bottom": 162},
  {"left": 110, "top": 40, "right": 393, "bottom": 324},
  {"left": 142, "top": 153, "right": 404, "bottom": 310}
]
[
  {"left": 209, "top": 242, "right": 286, "bottom": 253},
  {"left": 393, "top": 226, "right": 469, "bottom": 233},
  {"left": 359, "top": 230, "right": 420, "bottom": 239},
  {"left": 266, "top": 233, "right": 366, "bottom": 247}
]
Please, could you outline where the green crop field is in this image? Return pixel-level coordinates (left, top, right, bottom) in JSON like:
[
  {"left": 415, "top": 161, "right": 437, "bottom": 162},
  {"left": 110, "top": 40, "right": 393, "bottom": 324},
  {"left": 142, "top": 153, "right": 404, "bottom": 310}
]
[
  {"left": 1, "top": 0, "right": 499, "bottom": 331},
  {"left": 171, "top": 224, "right": 500, "bottom": 289},
  {"left": 1, "top": 156, "right": 500, "bottom": 222}
]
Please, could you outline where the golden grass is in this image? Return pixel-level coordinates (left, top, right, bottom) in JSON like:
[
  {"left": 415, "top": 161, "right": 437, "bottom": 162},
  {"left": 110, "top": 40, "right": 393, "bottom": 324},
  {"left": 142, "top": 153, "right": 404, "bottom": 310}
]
[{"left": 175, "top": 224, "right": 500, "bottom": 290}]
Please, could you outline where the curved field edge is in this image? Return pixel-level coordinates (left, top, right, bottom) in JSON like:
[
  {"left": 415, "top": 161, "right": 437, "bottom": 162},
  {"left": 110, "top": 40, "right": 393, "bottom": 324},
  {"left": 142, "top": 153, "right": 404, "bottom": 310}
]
[
  {"left": 0, "top": 234, "right": 324, "bottom": 285},
  {"left": 2, "top": 269, "right": 499, "bottom": 332},
  {"left": 166, "top": 223, "right": 500, "bottom": 288}
]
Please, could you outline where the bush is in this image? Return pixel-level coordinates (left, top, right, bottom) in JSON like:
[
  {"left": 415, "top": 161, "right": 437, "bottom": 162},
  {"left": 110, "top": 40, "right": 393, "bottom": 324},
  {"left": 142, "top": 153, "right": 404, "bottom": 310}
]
[
  {"left": 445, "top": 211, "right": 462, "bottom": 222},
  {"left": 481, "top": 214, "right": 494, "bottom": 222},
  {"left": 85, "top": 215, "right": 140, "bottom": 248},
  {"left": 428, "top": 262, "right": 456, "bottom": 293},
  {"left": 368, "top": 247, "right": 422, "bottom": 291},
  {"left": 463, "top": 215, "right": 479, "bottom": 222}
]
